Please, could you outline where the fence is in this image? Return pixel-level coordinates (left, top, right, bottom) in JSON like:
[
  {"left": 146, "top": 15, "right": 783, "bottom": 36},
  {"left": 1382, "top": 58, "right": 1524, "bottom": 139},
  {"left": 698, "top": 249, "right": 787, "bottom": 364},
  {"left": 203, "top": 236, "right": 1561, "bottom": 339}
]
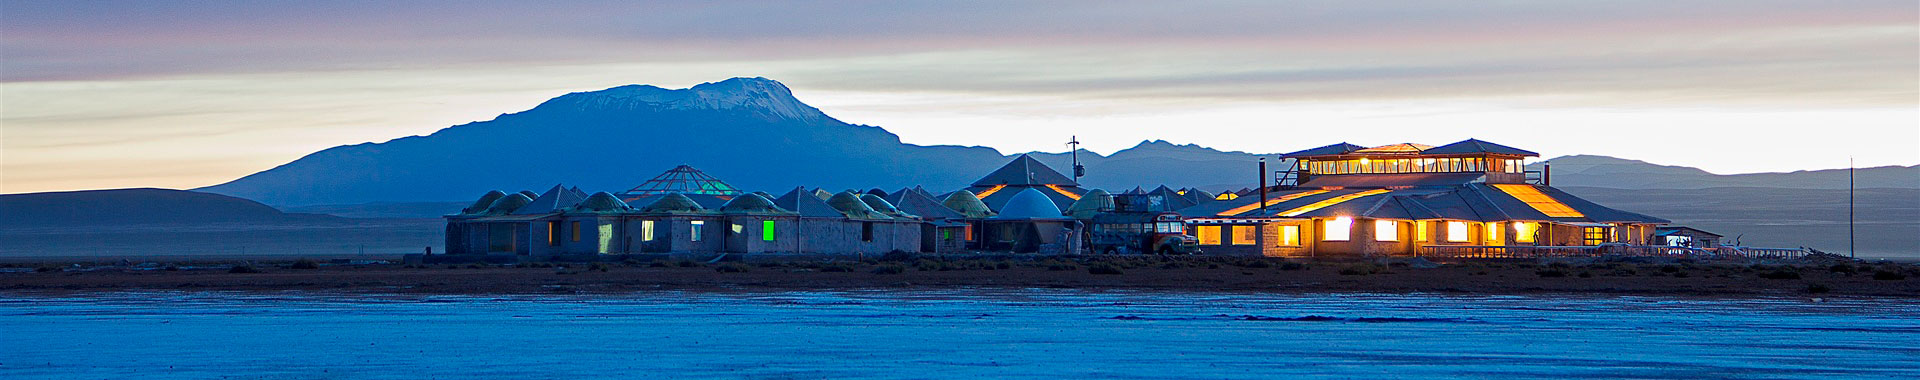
[{"left": 1418, "top": 244, "right": 1810, "bottom": 260}]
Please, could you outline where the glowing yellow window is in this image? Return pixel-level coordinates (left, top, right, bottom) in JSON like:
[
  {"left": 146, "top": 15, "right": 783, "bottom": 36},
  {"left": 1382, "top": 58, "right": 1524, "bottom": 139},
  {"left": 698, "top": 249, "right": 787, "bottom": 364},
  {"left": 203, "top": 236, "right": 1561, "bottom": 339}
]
[
  {"left": 1446, "top": 221, "right": 1468, "bottom": 242},
  {"left": 641, "top": 220, "right": 656, "bottom": 241},
  {"left": 1323, "top": 217, "right": 1353, "bottom": 241},
  {"left": 1514, "top": 222, "right": 1537, "bottom": 243},
  {"left": 1196, "top": 226, "right": 1221, "bottom": 245},
  {"left": 1486, "top": 222, "right": 1503, "bottom": 243},
  {"left": 1415, "top": 221, "right": 1430, "bottom": 242},
  {"left": 1374, "top": 220, "right": 1397, "bottom": 241},
  {"left": 1278, "top": 225, "right": 1300, "bottom": 246},
  {"left": 1231, "top": 226, "right": 1257, "bottom": 245}
]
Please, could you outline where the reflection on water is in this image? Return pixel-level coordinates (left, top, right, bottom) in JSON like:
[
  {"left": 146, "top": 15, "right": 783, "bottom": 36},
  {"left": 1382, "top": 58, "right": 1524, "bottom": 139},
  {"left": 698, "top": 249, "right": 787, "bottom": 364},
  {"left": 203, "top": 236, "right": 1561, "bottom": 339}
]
[{"left": 3, "top": 290, "right": 1917, "bottom": 379}]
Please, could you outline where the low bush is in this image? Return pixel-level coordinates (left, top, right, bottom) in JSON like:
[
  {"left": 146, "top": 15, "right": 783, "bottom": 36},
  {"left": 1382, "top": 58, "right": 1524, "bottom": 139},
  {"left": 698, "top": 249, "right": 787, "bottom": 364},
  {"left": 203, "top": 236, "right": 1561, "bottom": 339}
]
[
  {"left": 1243, "top": 260, "right": 1273, "bottom": 269},
  {"left": 649, "top": 261, "right": 670, "bottom": 268},
  {"left": 871, "top": 264, "right": 906, "bottom": 275},
  {"left": 1088, "top": 262, "right": 1124, "bottom": 275},
  {"left": 714, "top": 263, "right": 752, "bottom": 273},
  {"left": 1577, "top": 271, "right": 1593, "bottom": 278},
  {"left": 34, "top": 265, "right": 61, "bottom": 273},
  {"left": 1338, "top": 264, "right": 1378, "bottom": 276},
  {"left": 1045, "top": 261, "right": 1078, "bottom": 271},
  {"left": 1279, "top": 262, "right": 1307, "bottom": 271},
  {"left": 1536, "top": 269, "right": 1569, "bottom": 278},
  {"left": 675, "top": 260, "right": 701, "bottom": 268},
  {"left": 229, "top": 264, "right": 261, "bottom": 274},
  {"left": 995, "top": 261, "right": 1013, "bottom": 270},
  {"left": 1659, "top": 265, "right": 1681, "bottom": 273},
  {"left": 290, "top": 259, "right": 321, "bottom": 270},
  {"left": 1806, "top": 283, "right": 1831, "bottom": 293},
  {"left": 1873, "top": 270, "right": 1907, "bottom": 281},
  {"left": 587, "top": 262, "right": 611, "bottom": 272},
  {"left": 820, "top": 263, "right": 857, "bottom": 272},
  {"left": 1758, "top": 270, "right": 1802, "bottom": 280},
  {"left": 1829, "top": 264, "right": 1857, "bottom": 274}
]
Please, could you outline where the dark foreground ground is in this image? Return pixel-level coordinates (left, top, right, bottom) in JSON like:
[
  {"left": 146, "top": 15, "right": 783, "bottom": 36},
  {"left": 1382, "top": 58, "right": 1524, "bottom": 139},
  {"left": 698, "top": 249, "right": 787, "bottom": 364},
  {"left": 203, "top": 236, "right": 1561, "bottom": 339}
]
[{"left": 4, "top": 256, "right": 1917, "bottom": 297}]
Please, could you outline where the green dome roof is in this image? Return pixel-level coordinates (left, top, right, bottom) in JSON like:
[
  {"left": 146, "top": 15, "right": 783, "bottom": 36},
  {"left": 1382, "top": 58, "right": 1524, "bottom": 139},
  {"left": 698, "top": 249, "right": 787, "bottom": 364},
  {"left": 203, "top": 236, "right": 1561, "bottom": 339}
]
[
  {"left": 941, "top": 190, "right": 995, "bottom": 219},
  {"left": 827, "top": 191, "right": 891, "bottom": 219},
  {"left": 640, "top": 193, "right": 706, "bottom": 213},
  {"left": 462, "top": 190, "right": 507, "bottom": 214},
  {"left": 1064, "top": 189, "right": 1114, "bottom": 219},
  {"left": 568, "top": 192, "right": 631, "bottom": 214},
  {"left": 484, "top": 193, "right": 534, "bottom": 215},
  {"left": 860, "top": 194, "right": 915, "bottom": 218},
  {"left": 719, "top": 193, "right": 790, "bottom": 214}
]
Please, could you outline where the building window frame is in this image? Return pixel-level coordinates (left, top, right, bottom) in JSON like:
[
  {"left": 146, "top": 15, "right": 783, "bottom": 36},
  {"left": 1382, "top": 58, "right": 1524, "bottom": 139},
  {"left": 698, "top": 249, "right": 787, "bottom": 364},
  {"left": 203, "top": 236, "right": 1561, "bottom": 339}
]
[{"left": 1323, "top": 217, "right": 1353, "bottom": 241}]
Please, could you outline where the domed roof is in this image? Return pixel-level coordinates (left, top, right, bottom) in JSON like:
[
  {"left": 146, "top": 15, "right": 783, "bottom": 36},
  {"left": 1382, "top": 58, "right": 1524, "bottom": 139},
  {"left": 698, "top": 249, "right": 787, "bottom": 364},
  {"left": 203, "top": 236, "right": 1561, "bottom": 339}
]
[
  {"left": 827, "top": 191, "right": 891, "bottom": 219},
  {"left": 718, "top": 193, "right": 791, "bottom": 214},
  {"left": 568, "top": 192, "right": 631, "bottom": 214},
  {"left": 484, "top": 193, "right": 534, "bottom": 215},
  {"left": 1063, "top": 189, "right": 1114, "bottom": 219},
  {"left": 860, "top": 194, "right": 915, "bottom": 218},
  {"left": 640, "top": 193, "right": 706, "bottom": 213},
  {"left": 941, "top": 190, "right": 995, "bottom": 219},
  {"left": 462, "top": 190, "right": 507, "bottom": 214},
  {"left": 989, "top": 188, "right": 1068, "bottom": 220}
]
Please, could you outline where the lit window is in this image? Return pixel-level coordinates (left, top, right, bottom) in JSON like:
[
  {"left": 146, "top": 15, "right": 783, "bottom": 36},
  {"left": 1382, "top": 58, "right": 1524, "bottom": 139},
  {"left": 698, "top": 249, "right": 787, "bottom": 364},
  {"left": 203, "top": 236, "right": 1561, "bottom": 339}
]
[
  {"left": 1486, "top": 222, "right": 1503, "bottom": 243},
  {"left": 597, "top": 223, "right": 612, "bottom": 253},
  {"left": 571, "top": 221, "right": 581, "bottom": 242},
  {"left": 1196, "top": 225, "right": 1221, "bottom": 245},
  {"left": 1584, "top": 227, "right": 1609, "bottom": 245},
  {"left": 547, "top": 221, "right": 560, "bottom": 246},
  {"left": 1514, "top": 222, "right": 1536, "bottom": 243},
  {"left": 1278, "top": 225, "right": 1300, "bottom": 246},
  {"left": 690, "top": 220, "right": 704, "bottom": 242},
  {"left": 1415, "top": 221, "right": 1430, "bottom": 241},
  {"left": 1324, "top": 217, "right": 1352, "bottom": 241},
  {"left": 762, "top": 220, "right": 776, "bottom": 241},
  {"left": 1231, "top": 226, "right": 1257, "bottom": 245},
  {"left": 641, "top": 220, "right": 656, "bottom": 242},
  {"left": 1374, "top": 220, "right": 1397, "bottom": 241},
  {"left": 1447, "top": 221, "right": 1468, "bottom": 242},
  {"left": 731, "top": 224, "right": 744, "bottom": 234}
]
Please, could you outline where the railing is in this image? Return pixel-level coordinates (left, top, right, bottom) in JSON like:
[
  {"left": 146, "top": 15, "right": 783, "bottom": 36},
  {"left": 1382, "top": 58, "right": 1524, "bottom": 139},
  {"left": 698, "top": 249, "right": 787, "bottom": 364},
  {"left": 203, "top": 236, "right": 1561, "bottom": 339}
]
[{"left": 1419, "top": 244, "right": 1813, "bottom": 261}]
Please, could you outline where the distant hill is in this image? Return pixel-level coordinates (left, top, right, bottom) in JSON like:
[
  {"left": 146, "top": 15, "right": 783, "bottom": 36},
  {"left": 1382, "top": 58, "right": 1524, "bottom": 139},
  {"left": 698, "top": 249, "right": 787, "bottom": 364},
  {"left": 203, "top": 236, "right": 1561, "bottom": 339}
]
[
  {"left": 0, "top": 189, "right": 440, "bottom": 258},
  {"left": 195, "top": 77, "right": 1914, "bottom": 207},
  {"left": 196, "top": 78, "right": 1268, "bottom": 206},
  {"left": 1531, "top": 155, "right": 1918, "bottom": 190},
  {"left": 1558, "top": 187, "right": 1917, "bottom": 257},
  {"left": 0, "top": 188, "right": 342, "bottom": 228}
]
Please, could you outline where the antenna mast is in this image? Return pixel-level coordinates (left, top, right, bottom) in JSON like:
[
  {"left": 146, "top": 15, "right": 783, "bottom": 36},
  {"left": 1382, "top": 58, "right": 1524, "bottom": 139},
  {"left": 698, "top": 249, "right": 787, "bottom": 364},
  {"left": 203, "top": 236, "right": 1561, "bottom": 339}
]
[
  {"left": 1850, "top": 156, "right": 1855, "bottom": 258},
  {"left": 1068, "top": 136, "right": 1085, "bottom": 183}
]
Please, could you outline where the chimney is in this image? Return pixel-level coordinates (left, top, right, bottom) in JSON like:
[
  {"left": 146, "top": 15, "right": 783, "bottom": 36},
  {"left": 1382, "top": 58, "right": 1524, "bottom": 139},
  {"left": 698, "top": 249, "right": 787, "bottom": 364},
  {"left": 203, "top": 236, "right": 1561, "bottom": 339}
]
[
  {"left": 1544, "top": 164, "right": 1552, "bottom": 186},
  {"left": 1258, "top": 158, "right": 1269, "bottom": 212}
]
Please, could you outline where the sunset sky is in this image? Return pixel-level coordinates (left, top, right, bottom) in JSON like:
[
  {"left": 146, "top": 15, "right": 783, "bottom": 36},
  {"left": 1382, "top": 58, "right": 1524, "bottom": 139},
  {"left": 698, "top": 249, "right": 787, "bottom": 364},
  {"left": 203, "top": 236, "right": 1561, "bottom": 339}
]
[{"left": 3, "top": 0, "right": 1915, "bottom": 194}]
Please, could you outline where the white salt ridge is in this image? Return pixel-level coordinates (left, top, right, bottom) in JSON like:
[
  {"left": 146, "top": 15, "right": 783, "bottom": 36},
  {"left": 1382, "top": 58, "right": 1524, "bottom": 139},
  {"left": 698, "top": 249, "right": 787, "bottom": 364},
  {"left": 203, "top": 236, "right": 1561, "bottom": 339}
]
[{"left": 549, "top": 77, "right": 831, "bottom": 122}]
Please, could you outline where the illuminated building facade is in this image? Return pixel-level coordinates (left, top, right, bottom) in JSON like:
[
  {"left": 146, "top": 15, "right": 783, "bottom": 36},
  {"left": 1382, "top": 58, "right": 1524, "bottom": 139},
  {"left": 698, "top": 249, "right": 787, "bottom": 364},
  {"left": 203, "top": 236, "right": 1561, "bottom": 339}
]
[{"left": 1179, "top": 139, "right": 1670, "bottom": 258}]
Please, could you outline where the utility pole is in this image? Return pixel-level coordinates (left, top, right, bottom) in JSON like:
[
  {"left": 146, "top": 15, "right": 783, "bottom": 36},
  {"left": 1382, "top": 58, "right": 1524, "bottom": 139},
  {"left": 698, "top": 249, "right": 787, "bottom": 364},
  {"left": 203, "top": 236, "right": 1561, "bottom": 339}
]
[
  {"left": 1849, "top": 156, "right": 1855, "bottom": 258},
  {"left": 1258, "top": 158, "right": 1269, "bottom": 213}
]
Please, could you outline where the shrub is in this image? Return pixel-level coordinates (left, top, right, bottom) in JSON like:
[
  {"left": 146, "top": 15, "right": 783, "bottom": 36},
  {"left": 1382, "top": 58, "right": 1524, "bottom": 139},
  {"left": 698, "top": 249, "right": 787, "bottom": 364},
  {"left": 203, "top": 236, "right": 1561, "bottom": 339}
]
[
  {"left": 1659, "top": 265, "right": 1680, "bottom": 273},
  {"left": 995, "top": 261, "right": 1013, "bottom": 270},
  {"left": 1806, "top": 283, "right": 1831, "bottom": 293},
  {"left": 820, "top": 263, "right": 856, "bottom": 272},
  {"left": 163, "top": 265, "right": 180, "bottom": 271},
  {"left": 1873, "top": 270, "right": 1907, "bottom": 281},
  {"left": 649, "top": 261, "right": 670, "bottom": 268},
  {"left": 871, "top": 264, "right": 906, "bottom": 275},
  {"left": 1758, "top": 270, "right": 1802, "bottom": 280},
  {"left": 879, "top": 251, "right": 916, "bottom": 262},
  {"left": 1244, "top": 260, "right": 1273, "bottom": 269},
  {"left": 1536, "top": 269, "right": 1569, "bottom": 278},
  {"left": 290, "top": 259, "right": 321, "bottom": 270},
  {"left": 1088, "top": 262, "right": 1124, "bottom": 275},
  {"left": 1829, "top": 264, "right": 1857, "bottom": 274},
  {"left": 1045, "top": 261, "right": 1078, "bottom": 271},
  {"left": 676, "top": 260, "right": 701, "bottom": 268},
  {"left": 588, "top": 262, "right": 611, "bottom": 272},
  {"left": 34, "top": 265, "right": 61, "bottom": 273},
  {"left": 714, "top": 263, "right": 751, "bottom": 273},
  {"left": 1279, "top": 262, "right": 1307, "bottom": 271},
  {"left": 1577, "top": 271, "right": 1593, "bottom": 278},
  {"left": 228, "top": 264, "right": 261, "bottom": 274},
  {"left": 1338, "top": 264, "right": 1378, "bottom": 276}
]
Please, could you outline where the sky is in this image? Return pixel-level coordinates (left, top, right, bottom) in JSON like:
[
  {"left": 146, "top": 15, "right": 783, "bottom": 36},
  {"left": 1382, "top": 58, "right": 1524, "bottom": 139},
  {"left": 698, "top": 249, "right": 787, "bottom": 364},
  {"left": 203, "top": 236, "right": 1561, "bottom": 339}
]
[{"left": 2, "top": 0, "right": 1915, "bottom": 194}]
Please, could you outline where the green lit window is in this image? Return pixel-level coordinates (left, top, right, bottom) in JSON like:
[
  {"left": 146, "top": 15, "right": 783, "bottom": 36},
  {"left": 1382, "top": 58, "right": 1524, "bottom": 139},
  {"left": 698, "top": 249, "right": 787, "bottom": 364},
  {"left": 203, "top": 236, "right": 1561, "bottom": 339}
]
[{"left": 762, "top": 220, "right": 776, "bottom": 241}]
